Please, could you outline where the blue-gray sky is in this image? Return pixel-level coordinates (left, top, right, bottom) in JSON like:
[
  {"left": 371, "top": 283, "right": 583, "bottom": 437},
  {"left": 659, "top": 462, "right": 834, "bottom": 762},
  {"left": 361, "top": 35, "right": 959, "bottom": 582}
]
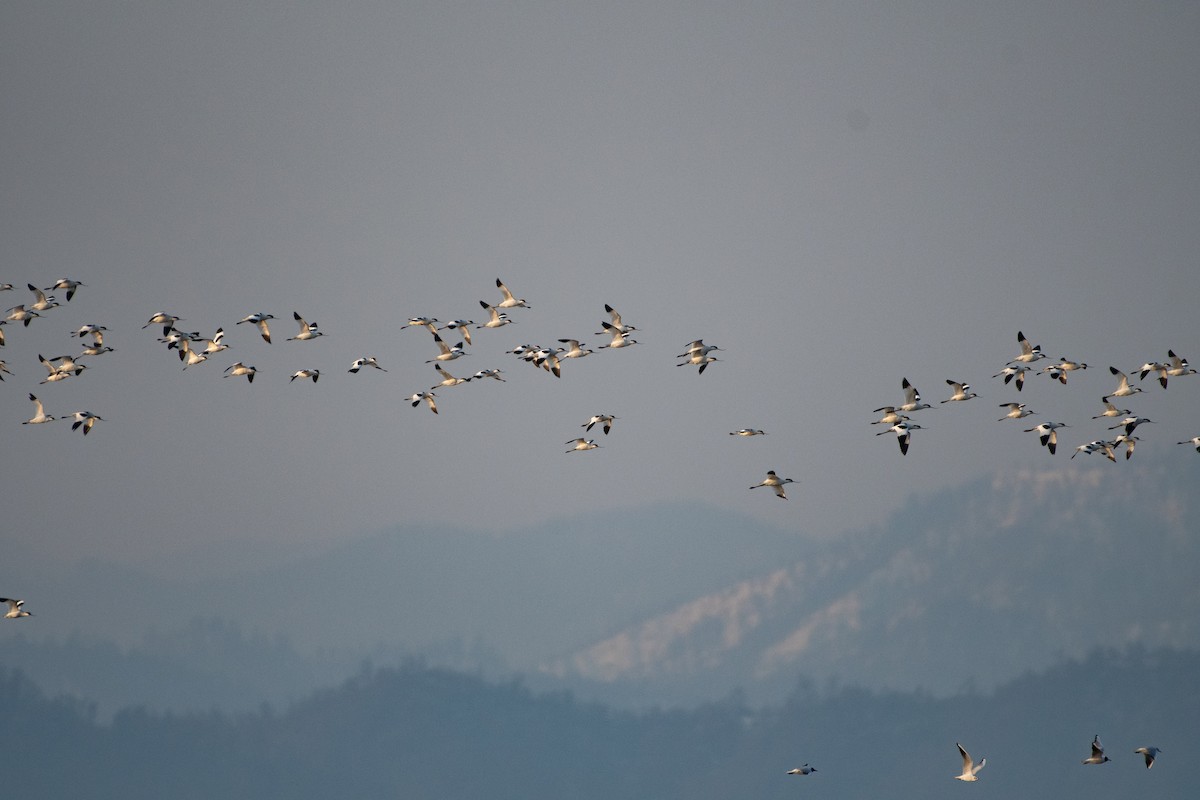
[{"left": 3, "top": 0, "right": 1198, "bottom": 593}]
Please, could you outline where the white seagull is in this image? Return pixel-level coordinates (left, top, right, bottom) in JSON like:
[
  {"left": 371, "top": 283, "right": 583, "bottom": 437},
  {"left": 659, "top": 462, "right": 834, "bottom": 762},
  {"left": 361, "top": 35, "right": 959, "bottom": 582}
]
[
  {"left": 749, "top": 470, "right": 796, "bottom": 499},
  {"left": 223, "top": 361, "right": 257, "bottom": 383},
  {"left": 494, "top": 278, "right": 530, "bottom": 308},
  {"left": 1134, "top": 746, "right": 1161, "bottom": 769},
  {"left": 1, "top": 598, "right": 32, "bottom": 619},
  {"left": 941, "top": 379, "right": 978, "bottom": 403},
  {"left": 67, "top": 411, "right": 104, "bottom": 435},
  {"left": 426, "top": 335, "right": 467, "bottom": 363},
  {"left": 954, "top": 743, "right": 986, "bottom": 781},
  {"left": 1009, "top": 330, "right": 1046, "bottom": 364},
  {"left": 1025, "top": 421, "right": 1068, "bottom": 455},
  {"left": 998, "top": 402, "right": 1036, "bottom": 422},
  {"left": 237, "top": 313, "right": 275, "bottom": 343},
  {"left": 23, "top": 393, "right": 56, "bottom": 424},
  {"left": 408, "top": 391, "right": 438, "bottom": 414},
  {"left": 1105, "top": 367, "right": 1144, "bottom": 399},
  {"left": 477, "top": 301, "right": 514, "bottom": 329},
  {"left": 583, "top": 414, "right": 617, "bottom": 435},
  {"left": 1082, "top": 735, "right": 1111, "bottom": 765},
  {"left": 349, "top": 357, "right": 386, "bottom": 373},
  {"left": 46, "top": 278, "right": 86, "bottom": 301},
  {"left": 993, "top": 364, "right": 1030, "bottom": 392},
  {"left": 876, "top": 421, "right": 924, "bottom": 455},
  {"left": 288, "top": 312, "right": 323, "bottom": 341}
]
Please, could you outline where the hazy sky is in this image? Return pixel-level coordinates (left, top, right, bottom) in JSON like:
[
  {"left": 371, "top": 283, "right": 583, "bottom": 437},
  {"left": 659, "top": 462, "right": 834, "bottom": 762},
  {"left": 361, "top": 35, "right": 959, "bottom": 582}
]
[{"left": 3, "top": 0, "right": 1198, "bottom": 592}]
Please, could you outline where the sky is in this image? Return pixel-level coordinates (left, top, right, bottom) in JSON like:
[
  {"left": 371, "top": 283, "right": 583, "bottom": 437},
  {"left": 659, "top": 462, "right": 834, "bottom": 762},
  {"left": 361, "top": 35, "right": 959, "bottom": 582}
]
[{"left": 2, "top": 0, "right": 1199, "bottom": 598}]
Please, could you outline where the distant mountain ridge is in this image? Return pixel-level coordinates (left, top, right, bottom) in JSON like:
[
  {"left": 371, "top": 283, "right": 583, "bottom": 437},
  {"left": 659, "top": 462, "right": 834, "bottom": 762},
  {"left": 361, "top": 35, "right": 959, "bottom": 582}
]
[
  {"left": 544, "top": 455, "right": 1200, "bottom": 704},
  {"left": 8, "top": 454, "right": 1200, "bottom": 713}
]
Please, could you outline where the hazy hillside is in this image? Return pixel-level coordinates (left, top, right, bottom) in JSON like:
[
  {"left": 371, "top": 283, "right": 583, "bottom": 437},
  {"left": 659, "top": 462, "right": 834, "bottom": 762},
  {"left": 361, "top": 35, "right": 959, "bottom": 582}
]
[
  {"left": 1, "top": 646, "right": 1195, "bottom": 799},
  {"left": 546, "top": 453, "right": 1200, "bottom": 705},
  {"left": 7, "top": 454, "right": 1199, "bottom": 714}
]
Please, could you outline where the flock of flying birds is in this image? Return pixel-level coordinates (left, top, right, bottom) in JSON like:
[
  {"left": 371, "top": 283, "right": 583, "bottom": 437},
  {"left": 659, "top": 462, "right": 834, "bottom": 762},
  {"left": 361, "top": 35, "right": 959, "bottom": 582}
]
[
  {"left": 871, "top": 330, "right": 1200, "bottom": 461},
  {"left": 0, "top": 280, "right": 1186, "bottom": 778}
]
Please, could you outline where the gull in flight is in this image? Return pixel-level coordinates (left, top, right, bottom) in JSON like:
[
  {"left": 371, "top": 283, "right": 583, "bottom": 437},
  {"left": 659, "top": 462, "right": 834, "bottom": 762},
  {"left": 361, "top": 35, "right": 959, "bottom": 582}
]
[
  {"left": 597, "top": 322, "right": 638, "bottom": 349},
  {"left": 749, "top": 470, "right": 796, "bottom": 499},
  {"left": 1071, "top": 440, "right": 1116, "bottom": 461},
  {"left": 23, "top": 394, "right": 56, "bottom": 424},
  {"left": 477, "top": 301, "right": 514, "bottom": 329},
  {"left": 1134, "top": 746, "right": 1161, "bottom": 769},
  {"left": 730, "top": 429, "right": 767, "bottom": 436},
  {"left": 431, "top": 365, "right": 470, "bottom": 389},
  {"left": 1037, "top": 358, "right": 1088, "bottom": 384},
  {"left": 178, "top": 339, "right": 209, "bottom": 369},
  {"left": 897, "top": 378, "right": 933, "bottom": 412},
  {"left": 237, "top": 313, "right": 275, "bottom": 343},
  {"left": 1025, "top": 421, "right": 1068, "bottom": 455},
  {"left": 557, "top": 339, "right": 593, "bottom": 359},
  {"left": 5, "top": 305, "right": 41, "bottom": 327},
  {"left": 408, "top": 391, "right": 438, "bottom": 414},
  {"left": 290, "top": 369, "right": 320, "bottom": 383},
  {"left": 288, "top": 312, "right": 323, "bottom": 341},
  {"left": 144, "top": 312, "right": 183, "bottom": 335},
  {"left": 46, "top": 278, "right": 86, "bottom": 301},
  {"left": 596, "top": 303, "right": 638, "bottom": 334},
  {"left": 954, "top": 743, "right": 986, "bottom": 781},
  {"left": 871, "top": 407, "right": 911, "bottom": 427},
  {"left": 26, "top": 284, "right": 59, "bottom": 312},
  {"left": 583, "top": 414, "right": 617, "bottom": 435},
  {"left": 786, "top": 764, "right": 816, "bottom": 775},
  {"left": 223, "top": 361, "right": 257, "bottom": 383},
  {"left": 876, "top": 421, "right": 924, "bottom": 455},
  {"left": 1105, "top": 367, "right": 1144, "bottom": 399},
  {"left": 993, "top": 364, "right": 1030, "bottom": 392},
  {"left": 426, "top": 335, "right": 467, "bottom": 363},
  {"left": 67, "top": 411, "right": 104, "bottom": 435},
  {"left": 1082, "top": 735, "right": 1111, "bottom": 765},
  {"left": 1009, "top": 330, "right": 1046, "bottom": 364},
  {"left": 1166, "top": 349, "right": 1196, "bottom": 382},
  {"left": 39, "top": 353, "right": 87, "bottom": 383},
  {"left": 1, "top": 598, "right": 32, "bottom": 619},
  {"left": 565, "top": 438, "right": 601, "bottom": 453},
  {"left": 998, "top": 402, "right": 1036, "bottom": 422},
  {"left": 349, "top": 357, "right": 386, "bottom": 373},
  {"left": 941, "top": 379, "right": 978, "bottom": 403},
  {"left": 494, "top": 278, "right": 531, "bottom": 308},
  {"left": 1092, "top": 400, "right": 1132, "bottom": 419},
  {"left": 442, "top": 319, "right": 474, "bottom": 345}
]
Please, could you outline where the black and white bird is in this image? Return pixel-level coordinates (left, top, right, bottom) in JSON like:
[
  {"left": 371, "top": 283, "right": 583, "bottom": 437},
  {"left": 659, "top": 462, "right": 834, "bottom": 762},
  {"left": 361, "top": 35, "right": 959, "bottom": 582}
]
[
  {"left": 941, "top": 379, "right": 977, "bottom": 403},
  {"left": 993, "top": 364, "right": 1030, "bottom": 392},
  {"left": 288, "top": 312, "right": 323, "bottom": 341},
  {"left": 46, "top": 278, "right": 86, "bottom": 301},
  {"left": 237, "top": 313, "right": 275, "bottom": 343},
  {"left": 730, "top": 429, "right": 767, "bottom": 436},
  {"left": 290, "top": 369, "right": 320, "bottom": 383},
  {"left": 407, "top": 391, "right": 438, "bottom": 414},
  {"left": 1, "top": 598, "right": 32, "bottom": 619},
  {"left": 1105, "top": 367, "right": 1144, "bottom": 399},
  {"left": 494, "top": 278, "right": 530, "bottom": 309},
  {"left": 477, "top": 301, "right": 514, "bottom": 329},
  {"left": 876, "top": 421, "right": 924, "bottom": 455},
  {"left": 1134, "top": 746, "right": 1161, "bottom": 769},
  {"left": 22, "top": 393, "right": 56, "bottom": 424},
  {"left": 786, "top": 764, "right": 816, "bottom": 776},
  {"left": 348, "top": 357, "right": 386, "bottom": 373},
  {"left": 223, "top": 362, "right": 257, "bottom": 382},
  {"left": 426, "top": 335, "right": 467, "bottom": 363},
  {"left": 749, "top": 470, "right": 796, "bottom": 499},
  {"left": 67, "top": 411, "right": 104, "bottom": 435},
  {"left": 1082, "top": 735, "right": 1111, "bottom": 765},
  {"left": 583, "top": 414, "right": 617, "bottom": 435},
  {"left": 1025, "top": 421, "right": 1068, "bottom": 455},
  {"left": 565, "top": 438, "right": 601, "bottom": 453},
  {"left": 954, "top": 743, "right": 986, "bottom": 782},
  {"left": 1009, "top": 330, "right": 1046, "bottom": 364},
  {"left": 998, "top": 402, "right": 1036, "bottom": 422}
]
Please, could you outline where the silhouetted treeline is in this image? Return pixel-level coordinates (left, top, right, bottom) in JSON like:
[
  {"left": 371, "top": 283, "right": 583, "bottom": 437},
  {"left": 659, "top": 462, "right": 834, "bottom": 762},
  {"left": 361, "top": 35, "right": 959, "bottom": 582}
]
[{"left": 1, "top": 646, "right": 1196, "bottom": 799}]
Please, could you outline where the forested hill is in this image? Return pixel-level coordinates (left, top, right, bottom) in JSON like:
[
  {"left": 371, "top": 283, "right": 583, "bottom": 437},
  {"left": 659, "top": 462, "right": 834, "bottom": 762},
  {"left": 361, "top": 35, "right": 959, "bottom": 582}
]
[{"left": 2, "top": 646, "right": 1195, "bottom": 799}]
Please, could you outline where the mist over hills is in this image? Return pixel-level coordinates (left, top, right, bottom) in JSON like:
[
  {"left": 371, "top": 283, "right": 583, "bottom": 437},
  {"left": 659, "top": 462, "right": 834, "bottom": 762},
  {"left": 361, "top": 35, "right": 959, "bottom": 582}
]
[
  {"left": 2, "top": 646, "right": 1196, "bottom": 799},
  {"left": 5, "top": 453, "right": 1199, "bottom": 714}
]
